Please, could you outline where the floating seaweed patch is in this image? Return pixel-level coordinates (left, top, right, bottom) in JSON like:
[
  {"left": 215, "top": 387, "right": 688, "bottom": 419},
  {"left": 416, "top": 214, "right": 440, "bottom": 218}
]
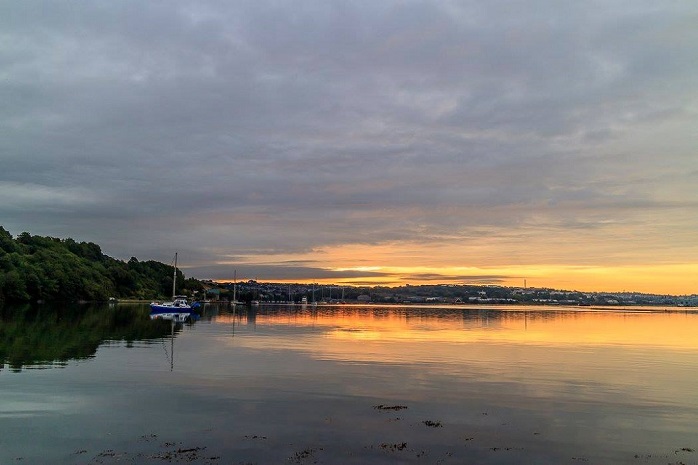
[
  {"left": 380, "top": 442, "right": 408, "bottom": 452},
  {"left": 373, "top": 404, "right": 408, "bottom": 411},
  {"left": 290, "top": 447, "right": 323, "bottom": 463},
  {"left": 422, "top": 420, "right": 443, "bottom": 428}
]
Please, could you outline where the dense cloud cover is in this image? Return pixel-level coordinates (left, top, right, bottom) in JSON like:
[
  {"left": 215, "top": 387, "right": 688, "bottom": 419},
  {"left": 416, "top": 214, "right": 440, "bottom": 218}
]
[{"left": 1, "top": 1, "right": 696, "bottom": 287}]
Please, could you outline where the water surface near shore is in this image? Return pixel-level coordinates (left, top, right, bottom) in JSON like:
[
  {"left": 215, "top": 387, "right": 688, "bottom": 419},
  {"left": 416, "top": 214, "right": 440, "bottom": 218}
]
[{"left": 1, "top": 304, "right": 697, "bottom": 464}]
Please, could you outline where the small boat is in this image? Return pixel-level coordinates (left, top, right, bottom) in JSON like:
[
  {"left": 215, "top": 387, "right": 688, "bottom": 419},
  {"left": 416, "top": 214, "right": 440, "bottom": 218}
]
[
  {"left": 150, "top": 253, "right": 200, "bottom": 322},
  {"left": 150, "top": 296, "right": 199, "bottom": 322}
]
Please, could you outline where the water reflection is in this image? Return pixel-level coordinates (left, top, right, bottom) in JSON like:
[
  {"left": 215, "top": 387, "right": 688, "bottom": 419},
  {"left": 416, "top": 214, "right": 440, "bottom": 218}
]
[
  {"left": 0, "top": 303, "right": 176, "bottom": 372},
  {"left": 2, "top": 304, "right": 697, "bottom": 464},
  {"left": 208, "top": 305, "right": 698, "bottom": 411},
  {"left": 212, "top": 304, "right": 698, "bottom": 350}
]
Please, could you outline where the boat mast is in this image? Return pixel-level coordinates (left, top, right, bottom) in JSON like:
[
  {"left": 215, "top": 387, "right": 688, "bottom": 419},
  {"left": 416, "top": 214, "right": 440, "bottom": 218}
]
[
  {"left": 233, "top": 270, "right": 237, "bottom": 304},
  {"left": 172, "top": 252, "right": 178, "bottom": 299}
]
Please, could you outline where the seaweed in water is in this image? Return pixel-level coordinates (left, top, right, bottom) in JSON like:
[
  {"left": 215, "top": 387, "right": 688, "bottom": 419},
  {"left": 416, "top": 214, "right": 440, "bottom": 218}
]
[
  {"left": 423, "top": 420, "right": 443, "bottom": 428},
  {"left": 380, "top": 442, "right": 408, "bottom": 452},
  {"left": 373, "top": 404, "right": 408, "bottom": 411}
]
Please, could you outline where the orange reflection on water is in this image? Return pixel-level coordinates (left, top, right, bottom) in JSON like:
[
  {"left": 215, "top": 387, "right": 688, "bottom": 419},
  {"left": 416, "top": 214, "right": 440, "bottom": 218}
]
[
  {"left": 213, "top": 306, "right": 698, "bottom": 406},
  {"left": 216, "top": 306, "right": 698, "bottom": 351}
]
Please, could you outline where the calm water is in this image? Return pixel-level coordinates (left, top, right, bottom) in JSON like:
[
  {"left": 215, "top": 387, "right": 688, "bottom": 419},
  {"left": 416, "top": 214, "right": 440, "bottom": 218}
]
[{"left": 1, "top": 303, "right": 697, "bottom": 464}]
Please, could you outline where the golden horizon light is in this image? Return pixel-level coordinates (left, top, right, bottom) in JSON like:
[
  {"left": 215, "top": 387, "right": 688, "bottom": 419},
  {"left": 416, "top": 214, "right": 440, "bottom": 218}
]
[{"left": 209, "top": 240, "right": 698, "bottom": 295}]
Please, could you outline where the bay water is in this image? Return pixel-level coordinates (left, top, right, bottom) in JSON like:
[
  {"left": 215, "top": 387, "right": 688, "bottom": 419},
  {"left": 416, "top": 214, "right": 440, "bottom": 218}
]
[{"left": 1, "top": 303, "right": 697, "bottom": 464}]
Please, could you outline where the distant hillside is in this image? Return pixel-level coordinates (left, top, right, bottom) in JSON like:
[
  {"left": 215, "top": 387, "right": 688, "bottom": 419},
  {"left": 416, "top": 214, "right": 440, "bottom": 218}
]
[{"left": 0, "top": 227, "right": 203, "bottom": 303}]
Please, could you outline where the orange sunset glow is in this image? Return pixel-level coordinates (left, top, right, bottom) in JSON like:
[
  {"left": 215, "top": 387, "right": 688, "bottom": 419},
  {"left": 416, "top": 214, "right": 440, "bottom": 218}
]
[{"left": 215, "top": 240, "right": 698, "bottom": 295}]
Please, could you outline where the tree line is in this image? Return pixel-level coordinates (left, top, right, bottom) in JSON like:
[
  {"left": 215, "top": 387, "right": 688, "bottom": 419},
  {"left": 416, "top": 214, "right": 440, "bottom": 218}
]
[
  {"left": 0, "top": 303, "right": 175, "bottom": 371},
  {"left": 0, "top": 227, "right": 203, "bottom": 303}
]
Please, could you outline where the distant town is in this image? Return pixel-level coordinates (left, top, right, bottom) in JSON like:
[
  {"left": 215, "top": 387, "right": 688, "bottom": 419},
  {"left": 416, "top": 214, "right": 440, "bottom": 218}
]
[{"left": 198, "top": 280, "right": 698, "bottom": 307}]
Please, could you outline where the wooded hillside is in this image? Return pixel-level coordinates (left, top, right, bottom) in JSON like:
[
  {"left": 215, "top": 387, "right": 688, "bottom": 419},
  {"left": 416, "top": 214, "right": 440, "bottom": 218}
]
[{"left": 0, "top": 227, "right": 203, "bottom": 302}]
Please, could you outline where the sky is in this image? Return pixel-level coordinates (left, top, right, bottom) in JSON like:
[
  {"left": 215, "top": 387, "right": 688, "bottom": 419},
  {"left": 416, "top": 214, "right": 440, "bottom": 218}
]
[{"left": 1, "top": 1, "right": 697, "bottom": 294}]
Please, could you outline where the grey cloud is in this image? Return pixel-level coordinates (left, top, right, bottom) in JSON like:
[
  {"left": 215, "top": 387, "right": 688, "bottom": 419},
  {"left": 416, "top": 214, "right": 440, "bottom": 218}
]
[
  {"left": 183, "top": 263, "right": 391, "bottom": 282},
  {"left": 1, "top": 0, "right": 696, "bottom": 274}
]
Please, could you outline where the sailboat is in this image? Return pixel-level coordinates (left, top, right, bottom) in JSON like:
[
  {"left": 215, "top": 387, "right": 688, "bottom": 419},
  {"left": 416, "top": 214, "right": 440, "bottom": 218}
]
[
  {"left": 231, "top": 270, "right": 242, "bottom": 305},
  {"left": 150, "top": 253, "right": 200, "bottom": 322}
]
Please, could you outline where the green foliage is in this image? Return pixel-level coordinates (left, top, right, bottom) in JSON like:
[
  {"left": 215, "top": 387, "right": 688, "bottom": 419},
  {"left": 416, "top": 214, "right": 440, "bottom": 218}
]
[
  {"left": 0, "top": 226, "right": 18, "bottom": 253},
  {"left": 0, "top": 303, "right": 174, "bottom": 371},
  {"left": 0, "top": 227, "right": 203, "bottom": 302}
]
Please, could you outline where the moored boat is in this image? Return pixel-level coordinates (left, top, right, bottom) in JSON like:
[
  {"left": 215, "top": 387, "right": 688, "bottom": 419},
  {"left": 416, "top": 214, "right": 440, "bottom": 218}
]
[
  {"left": 150, "top": 253, "right": 200, "bottom": 322},
  {"left": 150, "top": 296, "right": 200, "bottom": 322}
]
